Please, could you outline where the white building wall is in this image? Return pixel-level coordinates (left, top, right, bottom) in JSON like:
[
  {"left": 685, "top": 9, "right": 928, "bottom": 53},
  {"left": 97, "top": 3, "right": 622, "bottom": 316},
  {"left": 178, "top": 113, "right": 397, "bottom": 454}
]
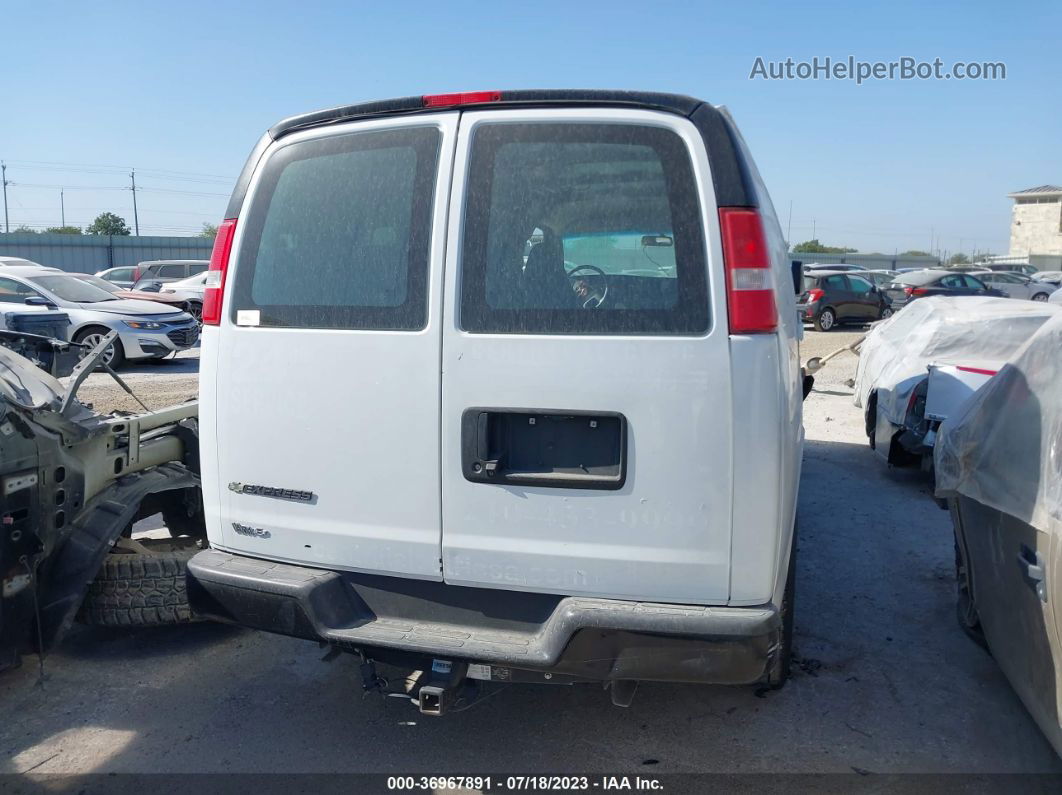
[{"left": 1010, "top": 200, "right": 1062, "bottom": 257}]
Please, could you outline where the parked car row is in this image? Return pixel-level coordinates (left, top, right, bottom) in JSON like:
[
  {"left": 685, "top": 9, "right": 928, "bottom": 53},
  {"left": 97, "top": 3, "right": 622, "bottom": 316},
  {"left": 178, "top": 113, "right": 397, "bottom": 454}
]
[
  {"left": 96, "top": 259, "right": 208, "bottom": 290},
  {"left": 799, "top": 262, "right": 1057, "bottom": 331},
  {"left": 0, "top": 263, "right": 200, "bottom": 366}
]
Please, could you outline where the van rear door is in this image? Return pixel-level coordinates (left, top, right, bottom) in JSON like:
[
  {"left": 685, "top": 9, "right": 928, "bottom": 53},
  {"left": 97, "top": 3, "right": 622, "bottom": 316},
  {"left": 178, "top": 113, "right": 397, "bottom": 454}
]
[
  {"left": 207, "top": 113, "right": 457, "bottom": 579},
  {"left": 439, "top": 109, "right": 734, "bottom": 604}
]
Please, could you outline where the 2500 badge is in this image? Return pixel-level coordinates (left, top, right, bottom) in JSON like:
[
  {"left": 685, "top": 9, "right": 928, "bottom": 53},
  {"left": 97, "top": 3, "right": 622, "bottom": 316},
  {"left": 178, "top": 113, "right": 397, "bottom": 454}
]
[{"left": 228, "top": 482, "right": 315, "bottom": 502}]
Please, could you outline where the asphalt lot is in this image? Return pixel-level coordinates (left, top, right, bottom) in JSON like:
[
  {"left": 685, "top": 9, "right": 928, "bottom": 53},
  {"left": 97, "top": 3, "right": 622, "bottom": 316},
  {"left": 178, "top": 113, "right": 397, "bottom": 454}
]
[{"left": 2, "top": 326, "right": 1060, "bottom": 775}]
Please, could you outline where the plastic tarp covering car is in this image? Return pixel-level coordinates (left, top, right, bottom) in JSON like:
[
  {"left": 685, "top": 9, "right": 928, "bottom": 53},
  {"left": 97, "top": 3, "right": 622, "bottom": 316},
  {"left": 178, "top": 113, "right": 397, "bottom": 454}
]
[
  {"left": 853, "top": 296, "right": 1058, "bottom": 425},
  {"left": 935, "top": 313, "right": 1062, "bottom": 536}
]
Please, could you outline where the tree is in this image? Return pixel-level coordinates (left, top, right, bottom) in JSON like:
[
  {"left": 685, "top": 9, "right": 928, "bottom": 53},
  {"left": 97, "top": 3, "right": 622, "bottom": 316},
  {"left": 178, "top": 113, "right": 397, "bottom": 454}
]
[
  {"left": 792, "top": 239, "right": 858, "bottom": 254},
  {"left": 86, "top": 212, "right": 131, "bottom": 236},
  {"left": 11, "top": 225, "right": 38, "bottom": 234},
  {"left": 947, "top": 253, "right": 970, "bottom": 265},
  {"left": 200, "top": 222, "right": 218, "bottom": 238},
  {"left": 44, "top": 225, "right": 82, "bottom": 235},
  {"left": 901, "top": 250, "right": 931, "bottom": 256}
]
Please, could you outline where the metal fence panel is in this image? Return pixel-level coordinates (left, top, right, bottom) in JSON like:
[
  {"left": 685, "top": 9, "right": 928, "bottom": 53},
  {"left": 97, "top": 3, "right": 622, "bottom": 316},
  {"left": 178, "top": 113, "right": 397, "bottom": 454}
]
[{"left": 0, "top": 233, "right": 214, "bottom": 273}]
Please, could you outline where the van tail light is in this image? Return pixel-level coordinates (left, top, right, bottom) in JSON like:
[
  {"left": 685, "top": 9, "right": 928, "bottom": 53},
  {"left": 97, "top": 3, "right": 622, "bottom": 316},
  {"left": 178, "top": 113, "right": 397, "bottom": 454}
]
[
  {"left": 423, "top": 91, "right": 502, "bottom": 108},
  {"left": 719, "top": 207, "right": 777, "bottom": 333},
  {"left": 202, "top": 218, "right": 236, "bottom": 326},
  {"left": 806, "top": 288, "right": 825, "bottom": 303}
]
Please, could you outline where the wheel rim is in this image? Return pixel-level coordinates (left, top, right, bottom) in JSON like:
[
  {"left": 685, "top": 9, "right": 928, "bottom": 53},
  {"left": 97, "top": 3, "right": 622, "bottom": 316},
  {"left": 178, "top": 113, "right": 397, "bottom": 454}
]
[
  {"left": 1033, "top": 293, "right": 1048, "bottom": 302},
  {"left": 820, "top": 311, "right": 834, "bottom": 330},
  {"left": 81, "top": 333, "right": 116, "bottom": 366},
  {"left": 882, "top": 307, "right": 893, "bottom": 318}
]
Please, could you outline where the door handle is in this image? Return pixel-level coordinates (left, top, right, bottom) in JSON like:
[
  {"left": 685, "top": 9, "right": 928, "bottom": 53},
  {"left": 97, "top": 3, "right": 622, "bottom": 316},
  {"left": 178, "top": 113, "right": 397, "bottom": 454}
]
[{"left": 1017, "top": 544, "right": 1048, "bottom": 603}]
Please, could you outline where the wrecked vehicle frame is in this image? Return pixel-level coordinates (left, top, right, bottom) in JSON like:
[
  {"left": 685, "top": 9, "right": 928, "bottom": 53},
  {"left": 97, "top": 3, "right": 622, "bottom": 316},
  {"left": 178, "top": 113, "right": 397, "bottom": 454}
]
[{"left": 1, "top": 331, "right": 203, "bottom": 671}]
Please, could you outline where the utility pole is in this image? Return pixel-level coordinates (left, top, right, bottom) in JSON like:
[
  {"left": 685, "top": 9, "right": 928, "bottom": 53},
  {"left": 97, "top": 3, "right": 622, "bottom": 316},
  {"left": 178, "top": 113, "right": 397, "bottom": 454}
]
[
  {"left": 130, "top": 169, "right": 140, "bottom": 236},
  {"left": 1, "top": 162, "right": 8, "bottom": 233},
  {"left": 60, "top": 189, "right": 65, "bottom": 227},
  {"left": 812, "top": 218, "right": 816, "bottom": 239}
]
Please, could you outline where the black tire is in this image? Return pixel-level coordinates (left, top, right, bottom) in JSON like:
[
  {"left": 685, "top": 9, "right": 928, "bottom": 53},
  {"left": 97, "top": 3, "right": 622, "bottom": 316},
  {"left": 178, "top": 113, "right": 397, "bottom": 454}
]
[
  {"left": 954, "top": 538, "right": 988, "bottom": 650},
  {"left": 78, "top": 538, "right": 202, "bottom": 627},
  {"left": 880, "top": 306, "right": 894, "bottom": 319},
  {"left": 74, "top": 326, "right": 126, "bottom": 369},
  {"left": 1032, "top": 292, "right": 1049, "bottom": 302},
  {"left": 813, "top": 307, "right": 836, "bottom": 332},
  {"left": 162, "top": 493, "right": 206, "bottom": 539},
  {"left": 766, "top": 530, "right": 797, "bottom": 688}
]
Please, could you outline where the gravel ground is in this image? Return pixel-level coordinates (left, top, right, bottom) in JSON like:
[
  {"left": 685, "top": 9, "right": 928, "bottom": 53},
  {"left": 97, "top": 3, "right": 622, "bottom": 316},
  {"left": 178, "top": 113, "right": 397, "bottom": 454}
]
[
  {"left": 3, "top": 324, "right": 1058, "bottom": 775},
  {"left": 64, "top": 348, "right": 200, "bottom": 414}
]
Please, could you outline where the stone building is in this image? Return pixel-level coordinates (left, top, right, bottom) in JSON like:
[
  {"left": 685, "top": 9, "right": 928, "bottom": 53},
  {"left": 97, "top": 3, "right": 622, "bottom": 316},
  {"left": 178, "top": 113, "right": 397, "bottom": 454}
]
[{"left": 1008, "top": 185, "right": 1062, "bottom": 270}]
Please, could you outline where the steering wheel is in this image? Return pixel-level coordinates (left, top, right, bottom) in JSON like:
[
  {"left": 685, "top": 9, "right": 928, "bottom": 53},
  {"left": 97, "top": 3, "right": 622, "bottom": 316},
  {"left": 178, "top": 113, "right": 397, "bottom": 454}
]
[{"left": 566, "top": 264, "right": 609, "bottom": 309}]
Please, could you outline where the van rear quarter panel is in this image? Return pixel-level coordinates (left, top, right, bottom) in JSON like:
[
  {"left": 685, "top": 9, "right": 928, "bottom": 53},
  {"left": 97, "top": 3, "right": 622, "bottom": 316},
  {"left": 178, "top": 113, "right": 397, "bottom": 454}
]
[{"left": 722, "top": 112, "right": 802, "bottom": 605}]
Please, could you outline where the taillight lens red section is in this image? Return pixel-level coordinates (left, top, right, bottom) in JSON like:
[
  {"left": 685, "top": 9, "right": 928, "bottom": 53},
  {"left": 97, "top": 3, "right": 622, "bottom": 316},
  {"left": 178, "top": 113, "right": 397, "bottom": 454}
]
[
  {"left": 904, "top": 286, "right": 928, "bottom": 297},
  {"left": 423, "top": 91, "right": 502, "bottom": 108},
  {"left": 807, "top": 288, "right": 825, "bottom": 303},
  {"left": 718, "top": 207, "right": 777, "bottom": 333},
  {"left": 202, "top": 218, "right": 236, "bottom": 326}
]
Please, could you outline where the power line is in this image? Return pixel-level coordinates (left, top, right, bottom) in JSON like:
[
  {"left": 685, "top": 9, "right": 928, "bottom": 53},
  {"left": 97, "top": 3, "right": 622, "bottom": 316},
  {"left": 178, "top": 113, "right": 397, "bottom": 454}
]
[{"left": 3, "top": 158, "right": 235, "bottom": 182}]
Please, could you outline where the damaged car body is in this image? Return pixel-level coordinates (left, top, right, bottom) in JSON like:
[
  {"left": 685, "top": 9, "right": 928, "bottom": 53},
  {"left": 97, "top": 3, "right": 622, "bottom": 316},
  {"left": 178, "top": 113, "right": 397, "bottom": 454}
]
[{"left": 0, "top": 331, "right": 204, "bottom": 672}]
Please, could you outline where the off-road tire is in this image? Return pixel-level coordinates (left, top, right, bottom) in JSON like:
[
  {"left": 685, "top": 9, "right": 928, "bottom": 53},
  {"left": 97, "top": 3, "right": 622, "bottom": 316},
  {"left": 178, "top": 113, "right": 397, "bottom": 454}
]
[{"left": 78, "top": 538, "right": 202, "bottom": 627}]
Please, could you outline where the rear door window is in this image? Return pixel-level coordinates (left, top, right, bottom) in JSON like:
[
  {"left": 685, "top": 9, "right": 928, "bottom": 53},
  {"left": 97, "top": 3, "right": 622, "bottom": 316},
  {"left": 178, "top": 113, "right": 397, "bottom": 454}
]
[
  {"left": 230, "top": 126, "right": 441, "bottom": 329},
  {"left": 158, "top": 264, "right": 185, "bottom": 278},
  {"left": 111, "top": 268, "right": 133, "bottom": 280},
  {"left": 821, "top": 275, "right": 847, "bottom": 291},
  {"left": 459, "top": 123, "right": 708, "bottom": 334},
  {"left": 848, "top": 276, "right": 875, "bottom": 294}
]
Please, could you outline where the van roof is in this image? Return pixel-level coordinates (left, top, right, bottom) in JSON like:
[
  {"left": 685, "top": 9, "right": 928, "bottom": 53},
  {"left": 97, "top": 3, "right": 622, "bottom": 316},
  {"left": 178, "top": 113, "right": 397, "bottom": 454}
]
[{"left": 225, "top": 90, "right": 755, "bottom": 219}]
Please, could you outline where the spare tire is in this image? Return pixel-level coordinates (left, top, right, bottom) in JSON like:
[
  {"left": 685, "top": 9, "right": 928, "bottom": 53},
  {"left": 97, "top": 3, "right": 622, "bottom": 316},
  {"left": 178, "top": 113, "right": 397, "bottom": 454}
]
[{"left": 78, "top": 538, "right": 202, "bottom": 627}]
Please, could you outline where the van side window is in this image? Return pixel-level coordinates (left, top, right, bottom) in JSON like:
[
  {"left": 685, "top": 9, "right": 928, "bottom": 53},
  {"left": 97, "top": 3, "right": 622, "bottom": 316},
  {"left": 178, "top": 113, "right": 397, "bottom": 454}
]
[
  {"left": 460, "top": 123, "right": 709, "bottom": 334},
  {"left": 230, "top": 126, "right": 441, "bottom": 330}
]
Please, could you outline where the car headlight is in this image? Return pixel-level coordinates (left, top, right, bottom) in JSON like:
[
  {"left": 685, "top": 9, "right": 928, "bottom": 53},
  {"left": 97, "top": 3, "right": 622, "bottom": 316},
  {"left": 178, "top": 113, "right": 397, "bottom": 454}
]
[{"left": 123, "top": 320, "right": 163, "bottom": 330}]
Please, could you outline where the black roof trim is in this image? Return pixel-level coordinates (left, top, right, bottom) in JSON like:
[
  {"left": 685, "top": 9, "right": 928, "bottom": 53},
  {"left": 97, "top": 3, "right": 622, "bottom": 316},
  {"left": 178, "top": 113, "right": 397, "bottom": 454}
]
[
  {"left": 224, "top": 90, "right": 756, "bottom": 218},
  {"left": 268, "top": 90, "right": 705, "bottom": 140}
]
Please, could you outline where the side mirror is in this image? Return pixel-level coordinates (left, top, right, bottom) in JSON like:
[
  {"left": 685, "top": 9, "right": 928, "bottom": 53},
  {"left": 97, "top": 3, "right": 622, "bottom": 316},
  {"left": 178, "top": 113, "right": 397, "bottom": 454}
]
[
  {"left": 25, "top": 296, "right": 53, "bottom": 307},
  {"left": 791, "top": 261, "right": 803, "bottom": 294}
]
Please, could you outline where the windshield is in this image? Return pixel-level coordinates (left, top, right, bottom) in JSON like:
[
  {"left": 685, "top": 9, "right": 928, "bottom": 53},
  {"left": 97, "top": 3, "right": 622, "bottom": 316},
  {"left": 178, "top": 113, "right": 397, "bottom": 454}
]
[
  {"left": 73, "top": 273, "right": 121, "bottom": 292},
  {"left": 562, "top": 232, "right": 677, "bottom": 278},
  {"left": 29, "top": 274, "right": 118, "bottom": 303}
]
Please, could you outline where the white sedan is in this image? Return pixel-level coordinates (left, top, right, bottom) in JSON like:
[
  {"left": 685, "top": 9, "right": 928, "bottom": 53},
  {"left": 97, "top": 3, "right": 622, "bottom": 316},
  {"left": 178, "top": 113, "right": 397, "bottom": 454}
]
[
  {"left": 977, "top": 271, "right": 1056, "bottom": 301},
  {"left": 159, "top": 271, "right": 207, "bottom": 320}
]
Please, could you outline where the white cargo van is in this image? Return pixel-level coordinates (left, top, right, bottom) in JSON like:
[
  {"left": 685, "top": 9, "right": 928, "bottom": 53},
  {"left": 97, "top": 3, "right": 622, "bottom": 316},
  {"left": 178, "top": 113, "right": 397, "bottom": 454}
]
[{"left": 188, "top": 90, "right": 804, "bottom": 712}]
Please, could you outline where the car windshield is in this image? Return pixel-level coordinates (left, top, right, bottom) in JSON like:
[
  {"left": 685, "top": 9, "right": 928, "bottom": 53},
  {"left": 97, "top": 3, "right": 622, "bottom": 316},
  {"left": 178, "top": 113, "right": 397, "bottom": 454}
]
[
  {"left": 73, "top": 273, "right": 121, "bottom": 292},
  {"left": 561, "top": 232, "right": 676, "bottom": 278},
  {"left": 29, "top": 274, "right": 119, "bottom": 302}
]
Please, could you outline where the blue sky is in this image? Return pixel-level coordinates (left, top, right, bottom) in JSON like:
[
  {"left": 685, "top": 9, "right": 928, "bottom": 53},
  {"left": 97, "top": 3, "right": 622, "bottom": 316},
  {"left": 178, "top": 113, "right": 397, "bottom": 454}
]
[{"left": 3, "top": 0, "right": 1059, "bottom": 256}]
